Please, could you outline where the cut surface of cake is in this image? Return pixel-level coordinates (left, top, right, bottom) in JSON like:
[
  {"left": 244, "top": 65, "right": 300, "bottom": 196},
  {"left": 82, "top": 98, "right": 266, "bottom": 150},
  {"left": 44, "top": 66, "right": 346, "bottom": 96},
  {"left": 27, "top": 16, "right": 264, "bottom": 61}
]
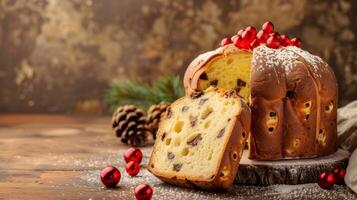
[
  {"left": 190, "top": 49, "right": 252, "bottom": 100},
  {"left": 184, "top": 44, "right": 338, "bottom": 160},
  {"left": 148, "top": 87, "right": 251, "bottom": 191}
]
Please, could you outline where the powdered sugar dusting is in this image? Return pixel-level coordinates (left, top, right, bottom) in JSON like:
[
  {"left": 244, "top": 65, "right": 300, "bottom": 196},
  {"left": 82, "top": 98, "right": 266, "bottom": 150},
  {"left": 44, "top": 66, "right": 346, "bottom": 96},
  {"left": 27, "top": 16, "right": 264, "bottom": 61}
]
[
  {"left": 75, "top": 147, "right": 355, "bottom": 200},
  {"left": 252, "top": 45, "right": 331, "bottom": 78},
  {"left": 80, "top": 169, "right": 356, "bottom": 200},
  {"left": 278, "top": 49, "right": 300, "bottom": 73},
  {"left": 253, "top": 45, "right": 300, "bottom": 74},
  {"left": 73, "top": 146, "right": 355, "bottom": 200},
  {"left": 253, "top": 45, "right": 278, "bottom": 71},
  {"left": 285, "top": 46, "right": 328, "bottom": 78}
]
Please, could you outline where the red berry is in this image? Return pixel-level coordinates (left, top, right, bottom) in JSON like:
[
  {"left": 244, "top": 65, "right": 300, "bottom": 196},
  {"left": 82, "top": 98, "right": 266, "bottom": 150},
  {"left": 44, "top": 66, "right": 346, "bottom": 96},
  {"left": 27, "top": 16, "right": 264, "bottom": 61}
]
[
  {"left": 332, "top": 167, "right": 346, "bottom": 185},
  {"left": 245, "top": 26, "right": 257, "bottom": 37},
  {"left": 220, "top": 37, "right": 232, "bottom": 46},
  {"left": 126, "top": 161, "right": 140, "bottom": 176},
  {"left": 279, "top": 35, "right": 290, "bottom": 47},
  {"left": 237, "top": 29, "right": 244, "bottom": 36},
  {"left": 266, "top": 36, "right": 280, "bottom": 49},
  {"left": 124, "top": 147, "right": 143, "bottom": 164},
  {"left": 100, "top": 166, "right": 121, "bottom": 188},
  {"left": 242, "top": 30, "right": 255, "bottom": 42},
  {"left": 256, "top": 30, "right": 268, "bottom": 42},
  {"left": 318, "top": 171, "right": 335, "bottom": 190},
  {"left": 262, "top": 21, "right": 274, "bottom": 33},
  {"left": 135, "top": 183, "right": 153, "bottom": 200},
  {"left": 290, "top": 37, "right": 302, "bottom": 47}
]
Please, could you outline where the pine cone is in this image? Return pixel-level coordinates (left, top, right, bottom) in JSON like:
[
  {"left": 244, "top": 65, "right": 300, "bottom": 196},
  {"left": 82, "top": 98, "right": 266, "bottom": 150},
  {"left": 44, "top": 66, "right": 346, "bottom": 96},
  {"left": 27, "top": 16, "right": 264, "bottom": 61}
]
[
  {"left": 112, "top": 105, "right": 150, "bottom": 146},
  {"left": 146, "top": 103, "right": 169, "bottom": 139}
]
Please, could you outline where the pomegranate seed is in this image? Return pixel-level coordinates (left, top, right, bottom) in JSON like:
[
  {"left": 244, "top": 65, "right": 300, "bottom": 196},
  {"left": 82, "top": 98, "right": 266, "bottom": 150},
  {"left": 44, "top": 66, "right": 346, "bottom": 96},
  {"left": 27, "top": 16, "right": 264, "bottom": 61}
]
[
  {"left": 237, "top": 29, "right": 244, "bottom": 36},
  {"left": 290, "top": 37, "right": 302, "bottom": 47},
  {"left": 234, "top": 35, "right": 250, "bottom": 50},
  {"left": 231, "top": 35, "right": 238, "bottom": 43},
  {"left": 220, "top": 37, "right": 233, "bottom": 46},
  {"left": 256, "top": 30, "right": 268, "bottom": 42},
  {"left": 266, "top": 36, "right": 280, "bottom": 49},
  {"left": 262, "top": 21, "right": 274, "bottom": 33},
  {"left": 269, "top": 32, "right": 280, "bottom": 37},
  {"left": 279, "top": 35, "right": 290, "bottom": 47},
  {"left": 242, "top": 30, "right": 255, "bottom": 42},
  {"left": 233, "top": 35, "right": 241, "bottom": 47},
  {"left": 245, "top": 26, "right": 257, "bottom": 37},
  {"left": 250, "top": 39, "right": 261, "bottom": 49},
  {"left": 234, "top": 35, "right": 243, "bottom": 48}
]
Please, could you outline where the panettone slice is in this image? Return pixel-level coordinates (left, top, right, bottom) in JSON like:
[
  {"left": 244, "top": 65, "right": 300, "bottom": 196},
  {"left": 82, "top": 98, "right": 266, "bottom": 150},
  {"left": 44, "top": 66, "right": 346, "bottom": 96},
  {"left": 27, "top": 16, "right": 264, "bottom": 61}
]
[{"left": 148, "top": 87, "right": 251, "bottom": 191}]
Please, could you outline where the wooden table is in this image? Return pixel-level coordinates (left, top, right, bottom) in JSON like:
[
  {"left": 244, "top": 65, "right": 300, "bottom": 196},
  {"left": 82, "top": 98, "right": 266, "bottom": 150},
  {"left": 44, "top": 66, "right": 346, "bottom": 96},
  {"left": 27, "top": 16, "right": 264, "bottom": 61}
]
[{"left": 0, "top": 114, "right": 356, "bottom": 200}]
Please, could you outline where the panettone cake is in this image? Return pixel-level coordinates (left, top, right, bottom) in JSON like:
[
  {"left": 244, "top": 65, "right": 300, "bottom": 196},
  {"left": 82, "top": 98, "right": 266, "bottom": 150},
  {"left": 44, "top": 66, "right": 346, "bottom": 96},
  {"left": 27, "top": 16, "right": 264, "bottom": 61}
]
[
  {"left": 184, "top": 23, "right": 337, "bottom": 160},
  {"left": 149, "top": 21, "right": 338, "bottom": 190}
]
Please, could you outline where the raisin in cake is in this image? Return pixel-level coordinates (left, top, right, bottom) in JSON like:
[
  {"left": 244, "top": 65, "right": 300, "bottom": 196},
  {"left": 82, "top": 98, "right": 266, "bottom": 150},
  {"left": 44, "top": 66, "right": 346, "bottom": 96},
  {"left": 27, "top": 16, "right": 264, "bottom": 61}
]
[
  {"left": 184, "top": 44, "right": 338, "bottom": 160},
  {"left": 148, "top": 87, "right": 251, "bottom": 191}
]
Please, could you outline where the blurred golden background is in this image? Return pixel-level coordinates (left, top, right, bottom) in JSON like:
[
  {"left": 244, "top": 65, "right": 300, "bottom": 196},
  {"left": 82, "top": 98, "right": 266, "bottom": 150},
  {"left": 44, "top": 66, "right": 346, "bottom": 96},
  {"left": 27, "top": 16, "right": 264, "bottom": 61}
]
[{"left": 0, "top": 0, "right": 356, "bottom": 114}]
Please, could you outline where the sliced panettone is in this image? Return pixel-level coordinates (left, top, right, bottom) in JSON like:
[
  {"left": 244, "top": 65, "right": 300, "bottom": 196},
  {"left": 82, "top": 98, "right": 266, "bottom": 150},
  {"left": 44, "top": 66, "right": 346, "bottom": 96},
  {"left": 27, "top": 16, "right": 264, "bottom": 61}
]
[
  {"left": 148, "top": 87, "right": 251, "bottom": 191},
  {"left": 184, "top": 44, "right": 338, "bottom": 160}
]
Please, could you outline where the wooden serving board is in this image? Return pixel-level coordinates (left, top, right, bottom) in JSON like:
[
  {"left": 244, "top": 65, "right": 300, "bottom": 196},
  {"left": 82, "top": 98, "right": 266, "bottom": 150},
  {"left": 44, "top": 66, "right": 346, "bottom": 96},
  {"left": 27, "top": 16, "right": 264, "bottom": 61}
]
[{"left": 235, "top": 149, "right": 350, "bottom": 185}]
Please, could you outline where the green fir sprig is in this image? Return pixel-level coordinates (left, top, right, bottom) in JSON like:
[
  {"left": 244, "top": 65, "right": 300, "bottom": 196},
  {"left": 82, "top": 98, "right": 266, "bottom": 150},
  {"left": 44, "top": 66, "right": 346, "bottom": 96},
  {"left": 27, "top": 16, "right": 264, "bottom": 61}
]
[{"left": 105, "top": 74, "right": 185, "bottom": 112}]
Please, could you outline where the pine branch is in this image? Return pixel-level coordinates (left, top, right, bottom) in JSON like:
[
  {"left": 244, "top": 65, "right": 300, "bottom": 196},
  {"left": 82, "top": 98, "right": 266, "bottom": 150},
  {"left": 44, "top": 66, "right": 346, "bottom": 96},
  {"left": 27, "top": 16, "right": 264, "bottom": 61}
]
[
  {"left": 153, "top": 74, "right": 185, "bottom": 103},
  {"left": 105, "top": 80, "right": 156, "bottom": 112},
  {"left": 105, "top": 74, "right": 184, "bottom": 112}
]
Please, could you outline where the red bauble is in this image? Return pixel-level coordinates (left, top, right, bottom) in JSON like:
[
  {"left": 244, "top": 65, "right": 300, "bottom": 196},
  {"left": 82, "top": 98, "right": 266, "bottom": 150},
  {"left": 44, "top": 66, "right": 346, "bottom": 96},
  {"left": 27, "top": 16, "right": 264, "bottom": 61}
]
[
  {"left": 100, "top": 166, "right": 121, "bottom": 188},
  {"left": 262, "top": 21, "right": 274, "bottom": 33},
  {"left": 266, "top": 36, "right": 280, "bottom": 49},
  {"left": 124, "top": 147, "right": 143, "bottom": 164},
  {"left": 256, "top": 30, "right": 268, "bottom": 42},
  {"left": 126, "top": 161, "right": 140, "bottom": 176},
  {"left": 290, "top": 37, "right": 302, "bottom": 47},
  {"left": 317, "top": 171, "right": 335, "bottom": 190},
  {"left": 220, "top": 37, "right": 233, "bottom": 46},
  {"left": 332, "top": 167, "right": 346, "bottom": 185},
  {"left": 279, "top": 35, "right": 290, "bottom": 47},
  {"left": 245, "top": 26, "right": 257, "bottom": 37},
  {"left": 135, "top": 183, "right": 153, "bottom": 200}
]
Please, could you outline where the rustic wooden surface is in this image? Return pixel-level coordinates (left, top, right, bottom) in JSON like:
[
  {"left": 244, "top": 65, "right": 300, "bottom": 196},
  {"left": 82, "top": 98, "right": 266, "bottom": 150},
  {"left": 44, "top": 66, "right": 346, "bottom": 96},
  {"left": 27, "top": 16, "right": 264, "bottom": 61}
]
[
  {"left": 236, "top": 149, "right": 350, "bottom": 185},
  {"left": 0, "top": 114, "right": 356, "bottom": 200}
]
